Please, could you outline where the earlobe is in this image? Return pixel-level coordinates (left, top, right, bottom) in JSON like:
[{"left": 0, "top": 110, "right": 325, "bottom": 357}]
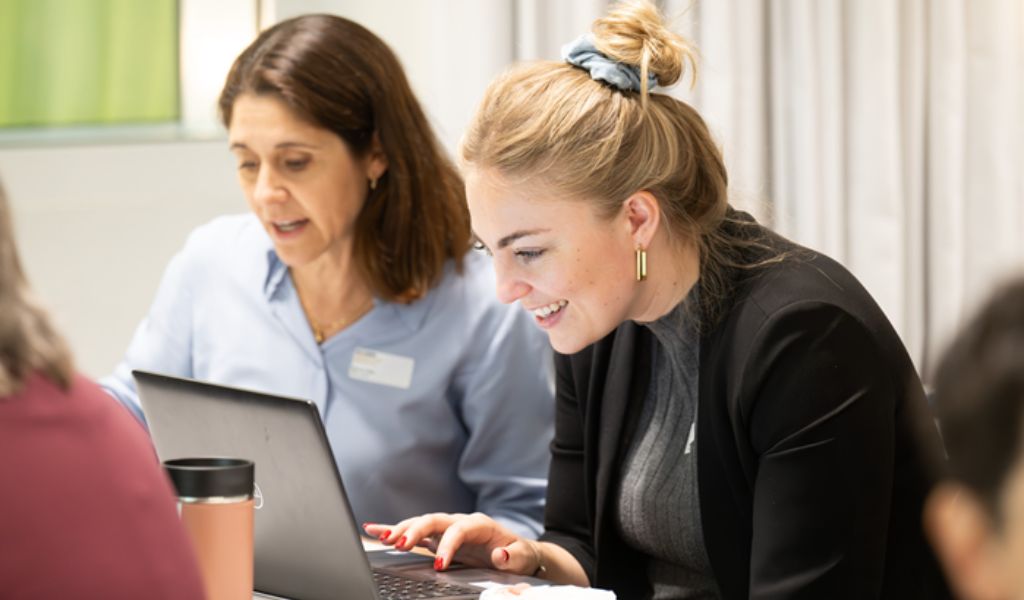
[{"left": 368, "top": 131, "right": 390, "bottom": 181}]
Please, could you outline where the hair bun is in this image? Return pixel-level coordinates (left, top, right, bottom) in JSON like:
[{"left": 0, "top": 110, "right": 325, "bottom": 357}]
[{"left": 591, "top": 0, "right": 696, "bottom": 89}]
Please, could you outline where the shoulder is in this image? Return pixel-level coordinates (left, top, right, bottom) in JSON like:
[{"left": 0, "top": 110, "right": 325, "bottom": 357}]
[
  {"left": 179, "top": 213, "right": 268, "bottom": 259},
  {"left": 715, "top": 212, "right": 886, "bottom": 329},
  {"left": 2, "top": 372, "right": 161, "bottom": 462},
  {"left": 0, "top": 373, "right": 206, "bottom": 597},
  {"left": 410, "top": 252, "right": 547, "bottom": 360},
  {"left": 427, "top": 251, "right": 511, "bottom": 325},
  {"left": 708, "top": 233, "right": 919, "bottom": 400},
  {"left": 164, "top": 213, "right": 270, "bottom": 286},
  {"left": 725, "top": 239, "right": 891, "bottom": 344}
]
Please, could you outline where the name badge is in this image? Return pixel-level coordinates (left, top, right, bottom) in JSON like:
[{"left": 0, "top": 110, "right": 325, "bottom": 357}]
[{"left": 348, "top": 347, "right": 415, "bottom": 390}]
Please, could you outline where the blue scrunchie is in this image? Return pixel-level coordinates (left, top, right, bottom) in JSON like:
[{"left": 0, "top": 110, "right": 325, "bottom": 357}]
[{"left": 561, "top": 34, "right": 658, "bottom": 93}]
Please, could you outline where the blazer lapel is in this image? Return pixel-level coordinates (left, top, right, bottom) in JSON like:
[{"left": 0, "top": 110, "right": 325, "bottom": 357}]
[{"left": 593, "top": 323, "right": 652, "bottom": 548}]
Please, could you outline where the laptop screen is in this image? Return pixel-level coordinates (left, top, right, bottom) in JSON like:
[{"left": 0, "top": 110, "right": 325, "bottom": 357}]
[{"left": 134, "top": 370, "right": 381, "bottom": 599}]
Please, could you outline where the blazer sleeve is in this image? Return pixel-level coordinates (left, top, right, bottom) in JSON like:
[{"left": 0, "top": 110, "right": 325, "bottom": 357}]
[
  {"left": 738, "top": 301, "right": 901, "bottom": 599},
  {"left": 539, "top": 351, "right": 596, "bottom": 583}
]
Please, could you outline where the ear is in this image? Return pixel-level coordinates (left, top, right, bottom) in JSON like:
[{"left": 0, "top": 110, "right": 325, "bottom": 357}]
[
  {"left": 924, "top": 484, "right": 1008, "bottom": 600},
  {"left": 365, "top": 131, "right": 389, "bottom": 181},
  {"left": 622, "top": 191, "right": 661, "bottom": 248}
]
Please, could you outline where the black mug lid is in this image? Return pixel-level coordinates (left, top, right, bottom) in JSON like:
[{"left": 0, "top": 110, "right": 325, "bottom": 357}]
[{"left": 164, "top": 458, "right": 254, "bottom": 499}]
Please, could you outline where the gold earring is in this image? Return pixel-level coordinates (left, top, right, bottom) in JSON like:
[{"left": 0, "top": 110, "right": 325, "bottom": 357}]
[
  {"left": 369, "top": 176, "right": 378, "bottom": 191},
  {"left": 635, "top": 246, "right": 647, "bottom": 281}
]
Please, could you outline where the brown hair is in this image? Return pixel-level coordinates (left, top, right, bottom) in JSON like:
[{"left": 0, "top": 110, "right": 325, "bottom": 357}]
[
  {"left": 0, "top": 180, "right": 73, "bottom": 396},
  {"left": 460, "top": 0, "right": 772, "bottom": 324},
  {"left": 930, "top": 277, "right": 1024, "bottom": 520},
  {"left": 219, "top": 14, "right": 471, "bottom": 302}
]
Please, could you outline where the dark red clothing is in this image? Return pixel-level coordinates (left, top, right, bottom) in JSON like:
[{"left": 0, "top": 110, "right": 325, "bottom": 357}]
[{"left": 0, "top": 372, "right": 205, "bottom": 599}]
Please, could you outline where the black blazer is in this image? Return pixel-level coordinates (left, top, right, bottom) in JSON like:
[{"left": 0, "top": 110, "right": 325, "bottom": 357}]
[{"left": 539, "top": 214, "right": 950, "bottom": 599}]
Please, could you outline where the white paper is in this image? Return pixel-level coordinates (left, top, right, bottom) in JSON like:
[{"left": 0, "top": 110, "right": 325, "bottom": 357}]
[{"left": 479, "top": 585, "right": 616, "bottom": 599}]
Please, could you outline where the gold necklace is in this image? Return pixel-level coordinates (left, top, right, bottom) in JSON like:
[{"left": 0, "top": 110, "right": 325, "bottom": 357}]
[{"left": 311, "top": 299, "right": 374, "bottom": 344}]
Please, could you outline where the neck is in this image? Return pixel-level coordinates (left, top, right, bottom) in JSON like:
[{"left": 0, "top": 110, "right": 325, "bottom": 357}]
[
  {"left": 290, "top": 243, "right": 373, "bottom": 335},
  {"left": 629, "top": 233, "right": 701, "bottom": 323}
]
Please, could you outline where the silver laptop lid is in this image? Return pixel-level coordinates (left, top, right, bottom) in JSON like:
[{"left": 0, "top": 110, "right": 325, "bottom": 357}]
[{"left": 134, "top": 370, "right": 380, "bottom": 600}]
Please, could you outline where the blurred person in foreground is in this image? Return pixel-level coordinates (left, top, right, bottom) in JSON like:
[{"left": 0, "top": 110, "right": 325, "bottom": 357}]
[
  {"left": 0, "top": 179, "right": 204, "bottom": 598},
  {"left": 367, "top": 1, "right": 951, "bottom": 597},
  {"left": 924, "top": 276, "right": 1024, "bottom": 600}
]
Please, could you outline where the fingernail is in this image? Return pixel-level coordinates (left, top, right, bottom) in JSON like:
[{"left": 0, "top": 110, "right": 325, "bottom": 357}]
[
  {"left": 434, "top": 556, "right": 444, "bottom": 571},
  {"left": 362, "top": 522, "right": 374, "bottom": 529},
  {"left": 379, "top": 529, "right": 392, "bottom": 542},
  {"left": 501, "top": 548, "right": 510, "bottom": 562},
  {"left": 396, "top": 536, "right": 407, "bottom": 549}
]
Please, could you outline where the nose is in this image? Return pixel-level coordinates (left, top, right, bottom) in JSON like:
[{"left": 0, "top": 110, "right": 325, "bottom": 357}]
[
  {"left": 494, "top": 260, "right": 531, "bottom": 305},
  {"left": 252, "top": 165, "right": 286, "bottom": 206}
]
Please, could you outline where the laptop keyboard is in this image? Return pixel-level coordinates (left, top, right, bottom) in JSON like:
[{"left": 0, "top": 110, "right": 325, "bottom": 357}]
[{"left": 373, "top": 569, "right": 480, "bottom": 599}]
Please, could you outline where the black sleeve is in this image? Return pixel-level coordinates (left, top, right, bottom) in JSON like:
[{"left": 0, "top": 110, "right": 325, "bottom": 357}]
[
  {"left": 538, "top": 351, "right": 596, "bottom": 583},
  {"left": 739, "top": 302, "right": 901, "bottom": 599}
]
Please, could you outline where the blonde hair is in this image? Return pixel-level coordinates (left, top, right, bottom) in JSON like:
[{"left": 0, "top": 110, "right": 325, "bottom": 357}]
[
  {"left": 0, "top": 181, "right": 73, "bottom": 396},
  {"left": 461, "top": 0, "right": 767, "bottom": 324}
]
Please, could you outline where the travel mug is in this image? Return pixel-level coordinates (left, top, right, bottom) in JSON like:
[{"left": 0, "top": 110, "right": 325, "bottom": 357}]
[{"left": 165, "top": 458, "right": 255, "bottom": 600}]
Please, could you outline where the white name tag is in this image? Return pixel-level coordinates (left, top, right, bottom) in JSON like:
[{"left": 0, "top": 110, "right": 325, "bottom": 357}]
[{"left": 348, "top": 347, "right": 415, "bottom": 390}]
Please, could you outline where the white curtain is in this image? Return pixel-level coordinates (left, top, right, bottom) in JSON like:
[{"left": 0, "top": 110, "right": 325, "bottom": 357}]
[
  {"left": 293, "top": 0, "right": 1023, "bottom": 378},
  {"left": 511, "top": 0, "right": 1024, "bottom": 379}
]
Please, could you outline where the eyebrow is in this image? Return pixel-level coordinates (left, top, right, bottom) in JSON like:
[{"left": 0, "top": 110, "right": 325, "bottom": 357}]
[
  {"left": 493, "top": 228, "right": 550, "bottom": 250},
  {"left": 228, "top": 141, "right": 321, "bottom": 151}
]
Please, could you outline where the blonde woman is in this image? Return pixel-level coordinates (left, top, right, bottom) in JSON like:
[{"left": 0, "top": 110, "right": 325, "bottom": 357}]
[
  {"left": 0, "top": 180, "right": 204, "bottom": 597},
  {"left": 367, "top": 1, "right": 951, "bottom": 598}
]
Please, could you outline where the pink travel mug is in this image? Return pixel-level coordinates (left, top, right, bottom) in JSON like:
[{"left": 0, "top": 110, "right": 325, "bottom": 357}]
[{"left": 165, "top": 458, "right": 255, "bottom": 600}]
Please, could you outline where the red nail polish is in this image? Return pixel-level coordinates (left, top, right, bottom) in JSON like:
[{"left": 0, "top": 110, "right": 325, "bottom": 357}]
[
  {"left": 434, "top": 556, "right": 444, "bottom": 571},
  {"left": 501, "top": 548, "right": 510, "bottom": 562},
  {"left": 362, "top": 522, "right": 374, "bottom": 529},
  {"left": 397, "top": 536, "right": 407, "bottom": 549},
  {"left": 379, "top": 529, "right": 391, "bottom": 542}
]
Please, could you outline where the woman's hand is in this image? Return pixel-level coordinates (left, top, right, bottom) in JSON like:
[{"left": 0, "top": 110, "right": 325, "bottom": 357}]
[{"left": 364, "top": 512, "right": 544, "bottom": 575}]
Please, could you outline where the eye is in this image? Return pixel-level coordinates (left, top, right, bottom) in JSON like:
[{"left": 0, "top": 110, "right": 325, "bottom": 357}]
[
  {"left": 513, "top": 248, "right": 545, "bottom": 263},
  {"left": 238, "top": 160, "right": 257, "bottom": 171},
  {"left": 284, "top": 158, "right": 310, "bottom": 171}
]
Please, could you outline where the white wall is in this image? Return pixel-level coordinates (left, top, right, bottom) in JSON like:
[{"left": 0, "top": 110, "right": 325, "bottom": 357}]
[
  {"left": 275, "top": 0, "right": 518, "bottom": 152},
  {"left": 0, "top": 141, "right": 241, "bottom": 376}
]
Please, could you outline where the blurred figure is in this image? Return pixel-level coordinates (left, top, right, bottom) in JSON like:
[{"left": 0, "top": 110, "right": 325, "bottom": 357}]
[
  {"left": 926, "top": 277, "right": 1024, "bottom": 600},
  {"left": 102, "top": 14, "right": 553, "bottom": 536},
  {"left": 0, "top": 179, "right": 204, "bottom": 598}
]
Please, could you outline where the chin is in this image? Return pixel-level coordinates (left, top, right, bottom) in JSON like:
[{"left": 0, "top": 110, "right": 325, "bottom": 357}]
[
  {"left": 548, "top": 334, "right": 593, "bottom": 356},
  {"left": 272, "top": 246, "right": 314, "bottom": 268}
]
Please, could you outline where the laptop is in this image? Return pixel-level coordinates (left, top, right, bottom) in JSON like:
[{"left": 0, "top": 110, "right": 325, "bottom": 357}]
[{"left": 134, "top": 370, "right": 543, "bottom": 600}]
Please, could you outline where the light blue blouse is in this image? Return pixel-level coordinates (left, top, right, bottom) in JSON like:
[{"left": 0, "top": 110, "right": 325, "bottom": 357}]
[{"left": 102, "top": 214, "right": 554, "bottom": 537}]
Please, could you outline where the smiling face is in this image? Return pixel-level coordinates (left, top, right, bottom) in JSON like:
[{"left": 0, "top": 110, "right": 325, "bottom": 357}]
[
  {"left": 465, "top": 167, "right": 642, "bottom": 354},
  {"left": 227, "top": 93, "right": 386, "bottom": 270}
]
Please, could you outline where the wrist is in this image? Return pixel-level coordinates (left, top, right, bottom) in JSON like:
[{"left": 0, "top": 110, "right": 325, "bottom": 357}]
[{"left": 525, "top": 539, "right": 547, "bottom": 578}]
